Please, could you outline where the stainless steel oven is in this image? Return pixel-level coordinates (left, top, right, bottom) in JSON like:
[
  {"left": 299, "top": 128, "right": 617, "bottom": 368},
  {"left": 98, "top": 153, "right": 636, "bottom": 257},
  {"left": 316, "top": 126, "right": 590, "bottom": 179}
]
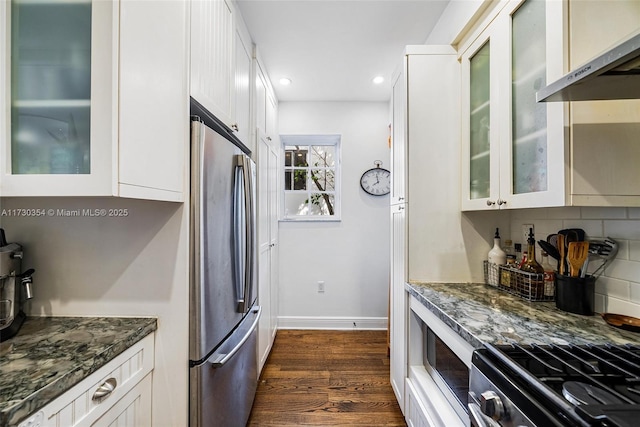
[
  {"left": 469, "top": 342, "right": 640, "bottom": 427},
  {"left": 422, "top": 324, "right": 470, "bottom": 421}
]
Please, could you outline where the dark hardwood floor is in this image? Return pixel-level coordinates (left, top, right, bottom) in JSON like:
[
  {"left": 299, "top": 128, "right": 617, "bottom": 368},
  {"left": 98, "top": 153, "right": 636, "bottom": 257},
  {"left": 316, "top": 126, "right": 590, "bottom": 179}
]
[{"left": 247, "top": 330, "right": 407, "bottom": 426}]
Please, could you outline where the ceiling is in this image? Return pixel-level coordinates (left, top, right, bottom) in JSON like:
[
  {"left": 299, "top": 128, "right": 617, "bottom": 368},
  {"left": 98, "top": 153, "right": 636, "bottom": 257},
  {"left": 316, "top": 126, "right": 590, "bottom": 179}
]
[{"left": 235, "top": 0, "right": 450, "bottom": 102}]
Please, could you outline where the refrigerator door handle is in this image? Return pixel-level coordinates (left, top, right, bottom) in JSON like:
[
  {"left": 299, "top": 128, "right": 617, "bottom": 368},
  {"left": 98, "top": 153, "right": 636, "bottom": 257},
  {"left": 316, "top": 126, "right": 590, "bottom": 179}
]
[
  {"left": 233, "top": 161, "right": 247, "bottom": 312},
  {"left": 207, "top": 306, "right": 261, "bottom": 368},
  {"left": 234, "top": 154, "right": 255, "bottom": 314}
]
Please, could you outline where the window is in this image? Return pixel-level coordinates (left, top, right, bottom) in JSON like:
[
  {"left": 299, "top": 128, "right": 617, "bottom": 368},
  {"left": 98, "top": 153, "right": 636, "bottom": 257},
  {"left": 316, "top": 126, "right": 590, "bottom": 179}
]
[{"left": 281, "top": 134, "right": 340, "bottom": 220}]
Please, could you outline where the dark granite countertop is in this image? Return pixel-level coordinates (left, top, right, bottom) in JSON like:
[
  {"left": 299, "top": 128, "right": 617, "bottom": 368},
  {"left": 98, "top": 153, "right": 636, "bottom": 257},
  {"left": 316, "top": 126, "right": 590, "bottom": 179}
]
[
  {"left": 0, "top": 316, "right": 157, "bottom": 427},
  {"left": 407, "top": 281, "right": 640, "bottom": 348}
]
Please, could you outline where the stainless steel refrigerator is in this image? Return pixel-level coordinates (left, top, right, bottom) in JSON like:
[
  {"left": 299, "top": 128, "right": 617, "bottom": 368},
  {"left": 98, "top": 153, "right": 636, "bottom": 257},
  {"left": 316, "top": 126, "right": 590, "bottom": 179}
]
[{"left": 189, "top": 99, "right": 260, "bottom": 427}]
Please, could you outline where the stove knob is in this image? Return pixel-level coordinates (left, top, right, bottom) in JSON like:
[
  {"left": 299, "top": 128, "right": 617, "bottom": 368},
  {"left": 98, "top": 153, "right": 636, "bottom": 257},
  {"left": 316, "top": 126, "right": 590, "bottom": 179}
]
[{"left": 480, "top": 390, "right": 505, "bottom": 421}]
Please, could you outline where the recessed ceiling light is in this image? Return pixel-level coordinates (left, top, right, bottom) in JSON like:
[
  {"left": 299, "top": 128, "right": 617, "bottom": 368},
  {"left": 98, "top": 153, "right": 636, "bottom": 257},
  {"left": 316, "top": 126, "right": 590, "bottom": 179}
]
[
  {"left": 279, "top": 77, "right": 292, "bottom": 86},
  {"left": 372, "top": 76, "right": 385, "bottom": 85}
]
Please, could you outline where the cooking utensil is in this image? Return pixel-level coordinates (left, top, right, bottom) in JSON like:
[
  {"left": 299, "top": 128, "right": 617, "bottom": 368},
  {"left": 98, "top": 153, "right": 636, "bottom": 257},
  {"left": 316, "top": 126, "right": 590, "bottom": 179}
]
[
  {"left": 591, "top": 237, "right": 619, "bottom": 279},
  {"left": 567, "top": 241, "right": 589, "bottom": 277},
  {"left": 557, "top": 234, "right": 566, "bottom": 275},
  {"left": 538, "top": 239, "right": 560, "bottom": 260},
  {"left": 601, "top": 313, "right": 640, "bottom": 333}
]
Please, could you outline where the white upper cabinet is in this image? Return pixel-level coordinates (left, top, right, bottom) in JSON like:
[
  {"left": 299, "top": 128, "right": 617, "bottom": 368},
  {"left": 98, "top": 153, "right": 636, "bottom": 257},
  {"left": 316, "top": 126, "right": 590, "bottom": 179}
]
[
  {"left": 461, "top": 0, "right": 567, "bottom": 211},
  {"left": 191, "top": 0, "right": 254, "bottom": 150},
  {"left": 234, "top": 11, "right": 253, "bottom": 150},
  {"left": 190, "top": 0, "right": 235, "bottom": 126},
  {"left": 390, "top": 68, "right": 406, "bottom": 206},
  {"left": 254, "top": 56, "right": 278, "bottom": 148},
  {"left": 1, "top": 0, "right": 187, "bottom": 201}
]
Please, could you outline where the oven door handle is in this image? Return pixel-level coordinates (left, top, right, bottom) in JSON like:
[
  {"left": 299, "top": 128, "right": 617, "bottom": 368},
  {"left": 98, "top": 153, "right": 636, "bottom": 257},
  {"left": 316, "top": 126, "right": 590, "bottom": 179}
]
[{"left": 469, "top": 402, "right": 501, "bottom": 427}]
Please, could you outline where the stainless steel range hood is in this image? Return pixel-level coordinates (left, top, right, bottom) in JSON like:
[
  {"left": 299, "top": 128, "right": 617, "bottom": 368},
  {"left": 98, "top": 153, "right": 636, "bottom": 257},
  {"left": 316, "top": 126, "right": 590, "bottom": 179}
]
[{"left": 537, "top": 30, "right": 640, "bottom": 102}]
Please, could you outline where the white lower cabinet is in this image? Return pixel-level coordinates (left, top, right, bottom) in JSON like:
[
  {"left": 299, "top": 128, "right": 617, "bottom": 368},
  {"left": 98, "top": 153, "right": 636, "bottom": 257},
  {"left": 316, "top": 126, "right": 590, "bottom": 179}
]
[{"left": 19, "top": 334, "right": 154, "bottom": 427}]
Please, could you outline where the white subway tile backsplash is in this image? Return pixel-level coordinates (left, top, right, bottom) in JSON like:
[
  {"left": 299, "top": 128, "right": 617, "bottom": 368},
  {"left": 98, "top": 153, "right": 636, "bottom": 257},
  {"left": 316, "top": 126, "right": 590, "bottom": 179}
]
[
  {"left": 595, "top": 276, "right": 630, "bottom": 300},
  {"left": 604, "top": 259, "right": 640, "bottom": 283},
  {"left": 630, "top": 241, "right": 640, "bottom": 262},
  {"left": 629, "top": 208, "right": 640, "bottom": 219},
  {"left": 581, "top": 207, "right": 627, "bottom": 219},
  {"left": 630, "top": 281, "right": 640, "bottom": 304},
  {"left": 546, "top": 207, "right": 581, "bottom": 220},
  {"left": 604, "top": 220, "right": 640, "bottom": 240},
  {"left": 517, "top": 211, "right": 640, "bottom": 314}
]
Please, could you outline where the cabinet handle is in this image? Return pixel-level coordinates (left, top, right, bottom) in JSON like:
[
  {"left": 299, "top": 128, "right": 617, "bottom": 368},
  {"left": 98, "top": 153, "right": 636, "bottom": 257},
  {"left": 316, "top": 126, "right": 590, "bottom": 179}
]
[
  {"left": 266, "top": 136, "right": 272, "bottom": 141},
  {"left": 497, "top": 199, "right": 507, "bottom": 206},
  {"left": 92, "top": 378, "right": 117, "bottom": 401},
  {"left": 486, "top": 200, "right": 496, "bottom": 206},
  {"left": 398, "top": 197, "right": 405, "bottom": 201},
  {"left": 231, "top": 123, "right": 239, "bottom": 132},
  {"left": 398, "top": 206, "right": 405, "bottom": 211}
]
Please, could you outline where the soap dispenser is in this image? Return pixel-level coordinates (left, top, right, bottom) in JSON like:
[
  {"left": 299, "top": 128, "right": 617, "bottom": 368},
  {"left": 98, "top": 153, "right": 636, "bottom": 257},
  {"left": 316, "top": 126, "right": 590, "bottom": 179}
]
[{"left": 488, "top": 228, "right": 507, "bottom": 265}]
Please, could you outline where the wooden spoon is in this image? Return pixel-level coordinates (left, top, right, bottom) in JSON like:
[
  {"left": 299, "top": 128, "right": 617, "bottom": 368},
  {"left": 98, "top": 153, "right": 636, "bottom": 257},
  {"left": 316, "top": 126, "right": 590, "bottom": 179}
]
[
  {"left": 568, "top": 241, "right": 590, "bottom": 277},
  {"left": 557, "top": 234, "right": 565, "bottom": 275}
]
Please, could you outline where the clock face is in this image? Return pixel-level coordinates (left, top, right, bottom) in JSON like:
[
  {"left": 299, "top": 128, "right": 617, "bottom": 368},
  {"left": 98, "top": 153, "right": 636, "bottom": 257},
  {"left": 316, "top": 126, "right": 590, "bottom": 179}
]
[{"left": 360, "top": 167, "right": 391, "bottom": 196}]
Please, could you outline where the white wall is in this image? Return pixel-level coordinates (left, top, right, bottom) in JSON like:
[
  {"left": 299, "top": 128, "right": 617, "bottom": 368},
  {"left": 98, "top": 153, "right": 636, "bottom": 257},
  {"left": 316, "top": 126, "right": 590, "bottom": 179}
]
[
  {"left": 509, "top": 207, "right": 640, "bottom": 317},
  {"left": 0, "top": 197, "right": 189, "bottom": 427},
  {"left": 277, "top": 101, "right": 390, "bottom": 330}
]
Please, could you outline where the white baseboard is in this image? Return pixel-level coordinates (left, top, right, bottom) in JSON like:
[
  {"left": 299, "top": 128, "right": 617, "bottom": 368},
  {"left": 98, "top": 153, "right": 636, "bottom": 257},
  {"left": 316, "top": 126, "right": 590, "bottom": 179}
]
[{"left": 277, "top": 316, "right": 388, "bottom": 330}]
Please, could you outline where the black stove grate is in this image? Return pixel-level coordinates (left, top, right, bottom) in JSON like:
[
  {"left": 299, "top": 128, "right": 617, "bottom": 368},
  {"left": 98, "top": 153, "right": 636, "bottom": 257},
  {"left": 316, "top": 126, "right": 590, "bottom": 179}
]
[{"left": 483, "top": 343, "right": 640, "bottom": 427}]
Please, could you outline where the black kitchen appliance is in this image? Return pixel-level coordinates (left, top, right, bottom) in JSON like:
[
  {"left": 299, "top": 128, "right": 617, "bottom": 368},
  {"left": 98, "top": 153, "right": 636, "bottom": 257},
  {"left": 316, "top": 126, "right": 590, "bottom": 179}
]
[{"left": 469, "top": 342, "right": 640, "bottom": 427}]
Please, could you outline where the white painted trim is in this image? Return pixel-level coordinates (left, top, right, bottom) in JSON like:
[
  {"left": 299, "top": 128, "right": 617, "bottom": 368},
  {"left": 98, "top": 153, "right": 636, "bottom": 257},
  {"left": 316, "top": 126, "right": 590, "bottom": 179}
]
[{"left": 277, "top": 316, "right": 387, "bottom": 330}]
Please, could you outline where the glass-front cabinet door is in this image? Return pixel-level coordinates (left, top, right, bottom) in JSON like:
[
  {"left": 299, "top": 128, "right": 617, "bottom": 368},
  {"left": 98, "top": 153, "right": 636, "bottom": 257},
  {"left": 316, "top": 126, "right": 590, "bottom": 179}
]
[
  {"left": 461, "top": 0, "right": 567, "bottom": 211},
  {"left": 461, "top": 24, "right": 503, "bottom": 211},
  {"left": 502, "top": 0, "right": 566, "bottom": 209},
  {"left": 1, "top": 0, "right": 115, "bottom": 196}
]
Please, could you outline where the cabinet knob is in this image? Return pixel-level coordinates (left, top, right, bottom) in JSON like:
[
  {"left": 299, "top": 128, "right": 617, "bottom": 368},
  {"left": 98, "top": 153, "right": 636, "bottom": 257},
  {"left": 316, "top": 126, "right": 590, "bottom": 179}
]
[
  {"left": 267, "top": 136, "right": 272, "bottom": 141},
  {"left": 486, "top": 200, "right": 496, "bottom": 206},
  {"left": 231, "top": 123, "right": 239, "bottom": 132},
  {"left": 497, "top": 199, "right": 507, "bottom": 206},
  {"left": 398, "top": 197, "right": 405, "bottom": 201},
  {"left": 92, "top": 378, "right": 117, "bottom": 401},
  {"left": 398, "top": 206, "right": 405, "bottom": 211}
]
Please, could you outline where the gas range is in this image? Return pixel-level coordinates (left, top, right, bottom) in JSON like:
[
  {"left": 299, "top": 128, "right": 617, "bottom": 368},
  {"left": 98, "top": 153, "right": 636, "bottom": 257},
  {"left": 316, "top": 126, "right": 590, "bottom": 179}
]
[{"left": 469, "top": 342, "right": 640, "bottom": 427}]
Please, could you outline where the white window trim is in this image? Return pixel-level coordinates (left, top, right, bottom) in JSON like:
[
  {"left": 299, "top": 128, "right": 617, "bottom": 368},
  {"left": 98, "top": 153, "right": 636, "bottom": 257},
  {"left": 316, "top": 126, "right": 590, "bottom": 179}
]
[{"left": 280, "top": 134, "right": 341, "bottom": 222}]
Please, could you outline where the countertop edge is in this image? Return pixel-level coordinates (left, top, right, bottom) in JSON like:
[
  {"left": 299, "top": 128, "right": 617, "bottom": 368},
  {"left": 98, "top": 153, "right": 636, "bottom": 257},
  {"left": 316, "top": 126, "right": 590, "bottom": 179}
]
[
  {"left": 1, "top": 317, "right": 157, "bottom": 427},
  {"left": 405, "top": 282, "right": 485, "bottom": 349}
]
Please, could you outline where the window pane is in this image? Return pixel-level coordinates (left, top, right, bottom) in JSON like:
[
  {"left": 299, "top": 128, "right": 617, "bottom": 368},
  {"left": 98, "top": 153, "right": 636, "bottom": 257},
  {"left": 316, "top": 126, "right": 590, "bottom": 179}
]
[
  {"left": 308, "top": 193, "right": 335, "bottom": 216},
  {"left": 284, "top": 192, "right": 310, "bottom": 216},
  {"left": 310, "top": 145, "right": 335, "bottom": 167},
  {"left": 284, "top": 150, "right": 292, "bottom": 167},
  {"left": 284, "top": 170, "right": 292, "bottom": 190},
  {"left": 512, "top": 0, "right": 547, "bottom": 194},
  {"left": 292, "top": 149, "right": 308, "bottom": 167},
  {"left": 310, "top": 169, "right": 335, "bottom": 192},
  {"left": 293, "top": 169, "right": 307, "bottom": 190}
]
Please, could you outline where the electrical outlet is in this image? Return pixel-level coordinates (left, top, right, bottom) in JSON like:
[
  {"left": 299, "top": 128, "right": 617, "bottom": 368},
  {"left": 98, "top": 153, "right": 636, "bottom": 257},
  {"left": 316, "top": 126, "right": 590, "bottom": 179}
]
[
  {"left": 522, "top": 224, "right": 534, "bottom": 243},
  {"left": 317, "top": 281, "right": 325, "bottom": 293}
]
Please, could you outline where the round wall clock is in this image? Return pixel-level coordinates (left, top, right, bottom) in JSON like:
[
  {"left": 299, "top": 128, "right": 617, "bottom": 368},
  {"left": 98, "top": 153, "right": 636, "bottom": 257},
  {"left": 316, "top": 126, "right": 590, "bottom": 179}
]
[{"left": 360, "top": 162, "right": 391, "bottom": 196}]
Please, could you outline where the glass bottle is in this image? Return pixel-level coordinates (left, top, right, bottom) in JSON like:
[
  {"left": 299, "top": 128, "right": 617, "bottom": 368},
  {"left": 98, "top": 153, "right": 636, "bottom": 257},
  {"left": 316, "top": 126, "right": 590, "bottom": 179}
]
[
  {"left": 521, "top": 228, "right": 544, "bottom": 297},
  {"left": 541, "top": 251, "right": 556, "bottom": 298},
  {"left": 521, "top": 228, "right": 543, "bottom": 274}
]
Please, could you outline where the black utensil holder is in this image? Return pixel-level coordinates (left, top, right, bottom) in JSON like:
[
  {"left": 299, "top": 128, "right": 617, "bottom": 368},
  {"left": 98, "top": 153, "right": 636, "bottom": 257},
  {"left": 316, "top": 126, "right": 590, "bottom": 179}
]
[{"left": 555, "top": 274, "right": 595, "bottom": 315}]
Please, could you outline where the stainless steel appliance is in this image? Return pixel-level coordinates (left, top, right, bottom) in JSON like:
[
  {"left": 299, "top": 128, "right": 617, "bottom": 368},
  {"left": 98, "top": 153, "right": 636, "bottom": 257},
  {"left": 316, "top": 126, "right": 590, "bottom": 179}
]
[
  {"left": 469, "top": 342, "right": 640, "bottom": 427},
  {"left": 0, "top": 229, "right": 35, "bottom": 340},
  {"left": 188, "top": 99, "right": 261, "bottom": 427},
  {"left": 537, "top": 29, "right": 640, "bottom": 102}
]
